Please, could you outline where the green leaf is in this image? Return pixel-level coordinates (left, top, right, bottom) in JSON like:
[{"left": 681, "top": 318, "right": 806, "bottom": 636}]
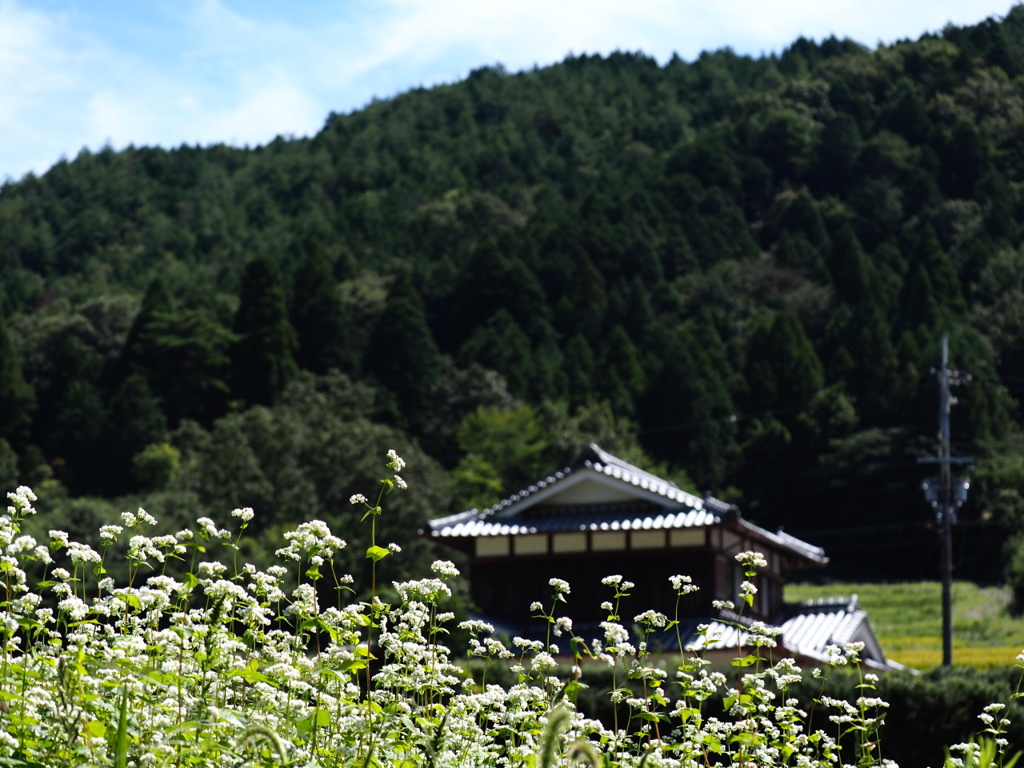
[
  {"left": 354, "top": 644, "right": 374, "bottom": 659},
  {"left": 636, "top": 711, "right": 666, "bottom": 723},
  {"left": 84, "top": 720, "right": 105, "bottom": 739},
  {"left": 230, "top": 667, "right": 270, "bottom": 684},
  {"left": 338, "top": 658, "right": 368, "bottom": 673},
  {"left": 563, "top": 680, "right": 588, "bottom": 702},
  {"left": 366, "top": 545, "right": 390, "bottom": 562},
  {"left": 730, "top": 654, "right": 762, "bottom": 667},
  {"left": 114, "top": 689, "right": 129, "bottom": 768},
  {"left": 183, "top": 572, "right": 200, "bottom": 590},
  {"left": 569, "top": 636, "right": 587, "bottom": 660},
  {"left": 316, "top": 667, "right": 350, "bottom": 683},
  {"left": 295, "top": 714, "right": 315, "bottom": 735},
  {"left": 677, "top": 707, "right": 699, "bottom": 722}
]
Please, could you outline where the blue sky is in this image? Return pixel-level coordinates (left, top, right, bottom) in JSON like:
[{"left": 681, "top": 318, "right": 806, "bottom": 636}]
[{"left": 0, "top": 0, "right": 1016, "bottom": 182}]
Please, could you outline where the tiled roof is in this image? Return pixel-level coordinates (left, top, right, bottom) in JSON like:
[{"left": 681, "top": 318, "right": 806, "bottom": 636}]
[
  {"left": 428, "top": 442, "right": 716, "bottom": 536},
  {"left": 684, "top": 597, "right": 898, "bottom": 671},
  {"left": 782, "top": 596, "right": 866, "bottom": 654},
  {"left": 477, "top": 443, "right": 711, "bottom": 520},
  {"left": 426, "top": 444, "right": 827, "bottom": 565},
  {"left": 735, "top": 518, "right": 828, "bottom": 565},
  {"left": 430, "top": 504, "right": 720, "bottom": 538}
]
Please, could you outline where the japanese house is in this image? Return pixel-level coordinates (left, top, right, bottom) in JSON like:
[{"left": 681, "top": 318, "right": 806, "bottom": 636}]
[{"left": 425, "top": 443, "right": 897, "bottom": 670}]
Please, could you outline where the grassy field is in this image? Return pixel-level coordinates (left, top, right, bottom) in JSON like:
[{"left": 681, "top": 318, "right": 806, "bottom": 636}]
[{"left": 785, "top": 581, "right": 1024, "bottom": 670}]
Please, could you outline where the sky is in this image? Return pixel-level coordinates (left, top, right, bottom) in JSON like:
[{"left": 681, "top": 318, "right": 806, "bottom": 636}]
[{"left": 0, "top": 0, "right": 1017, "bottom": 182}]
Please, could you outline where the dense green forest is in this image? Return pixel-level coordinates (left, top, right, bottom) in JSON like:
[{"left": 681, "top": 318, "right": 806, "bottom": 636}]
[{"left": 3, "top": 8, "right": 1024, "bottom": 592}]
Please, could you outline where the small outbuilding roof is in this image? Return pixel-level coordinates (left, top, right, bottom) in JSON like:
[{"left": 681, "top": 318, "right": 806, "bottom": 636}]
[{"left": 688, "top": 595, "right": 899, "bottom": 671}]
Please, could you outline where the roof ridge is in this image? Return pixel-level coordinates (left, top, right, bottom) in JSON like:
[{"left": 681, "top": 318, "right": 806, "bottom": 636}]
[
  {"left": 793, "top": 595, "right": 859, "bottom": 609},
  {"left": 578, "top": 443, "right": 680, "bottom": 489},
  {"left": 480, "top": 467, "right": 570, "bottom": 516},
  {"left": 481, "top": 444, "right": 698, "bottom": 518}
]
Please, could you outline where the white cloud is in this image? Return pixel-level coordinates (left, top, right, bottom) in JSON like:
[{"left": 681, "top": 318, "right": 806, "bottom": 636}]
[
  {"left": 698, "top": 0, "right": 1011, "bottom": 53},
  {"left": 348, "top": 0, "right": 1014, "bottom": 69},
  {"left": 207, "top": 81, "right": 324, "bottom": 146},
  {"left": 0, "top": 2, "right": 86, "bottom": 173}
]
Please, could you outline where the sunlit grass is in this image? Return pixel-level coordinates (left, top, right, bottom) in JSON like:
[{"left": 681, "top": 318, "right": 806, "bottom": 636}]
[
  {"left": 786, "top": 581, "right": 1024, "bottom": 669},
  {"left": 887, "top": 646, "right": 1024, "bottom": 670}
]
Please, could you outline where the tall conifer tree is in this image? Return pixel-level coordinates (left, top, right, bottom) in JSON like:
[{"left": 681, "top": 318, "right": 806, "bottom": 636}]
[
  {"left": 121, "top": 277, "right": 174, "bottom": 376},
  {"left": 230, "top": 256, "right": 298, "bottom": 407},
  {"left": 102, "top": 373, "right": 168, "bottom": 493},
  {"left": 908, "top": 225, "right": 966, "bottom": 319},
  {"left": 291, "top": 251, "right": 356, "bottom": 375},
  {"left": 598, "top": 325, "right": 646, "bottom": 417},
  {"left": 827, "top": 225, "right": 873, "bottom": 306},
  {"left": 745, "top": 309, "right": 823, "bottom": 420},
  {"left": 640, "top": 326, "right": 737, "bottom": 490},
  {"left": 364, "top": 291, "right": 443, "bottom": 434},
  {"left": 457, "top": 310, "right": 532, "bottom": 398},
  {"left": 0, "top": 315, "right": 34, "bottom": 446}
]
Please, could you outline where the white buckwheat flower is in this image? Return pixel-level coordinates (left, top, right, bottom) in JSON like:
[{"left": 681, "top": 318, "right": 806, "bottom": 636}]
[
  {"left": 431, "top": 560, "right": 459, "bottom": 578},
  {"left": 549, "top": 578, "right": 570, "bottom": 594},
  {"left": 136, "top": 508, "right": 158, "bottom": 525},
  {"left": 231, "top": 507, "right": 254, "bottom": 523},
  {"left": 669, "top": 574, "right": 697, "bottom": 593},
  {"left": 99, "top": 525, "right": 123, "bottom": 544},
  {"left": 634, "top": 610, "right": 668, "bottom": 628},
  {"left": 67, "top": 542, "right": 101, "bottom": 564},
  {"left": 387, "top": 449, "right": 406, "bottom": 472},
  {"left": 735, "top": 551, "right": 768, "bottom": 569}
]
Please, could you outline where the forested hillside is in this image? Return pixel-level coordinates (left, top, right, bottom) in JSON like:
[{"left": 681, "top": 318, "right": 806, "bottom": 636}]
[{"left": 3, "top": 8, "right": 1024, "bottom": 588}]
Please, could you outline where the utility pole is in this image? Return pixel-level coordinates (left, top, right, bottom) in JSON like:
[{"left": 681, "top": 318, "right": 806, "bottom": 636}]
[
  {"left": 938, "top": 335, "right": 954, "bottom": 667},
  {"left": 919, "top": 335, "right": 971, "bottom": 667}
]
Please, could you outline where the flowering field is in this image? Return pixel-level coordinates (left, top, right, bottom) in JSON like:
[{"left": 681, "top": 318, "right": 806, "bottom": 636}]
[{"left": 0, "top": 453, "right": 1021, "bottom": 767}]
